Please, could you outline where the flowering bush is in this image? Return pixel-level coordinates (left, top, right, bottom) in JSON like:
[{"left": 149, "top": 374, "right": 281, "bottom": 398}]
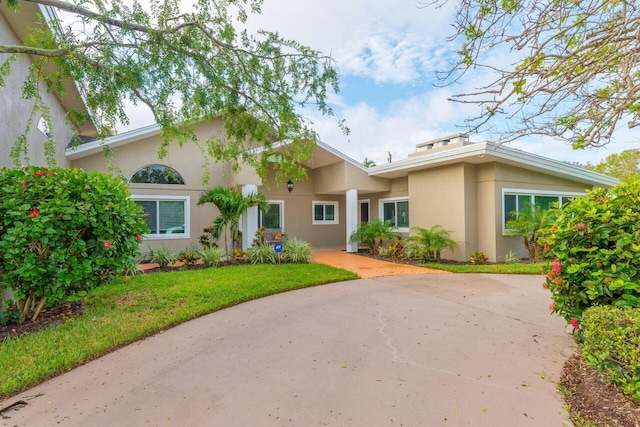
[
  {"left": 0, "top": 166, "right": 148, "bottom": 322},
  {"left": 540, "top": 180, "right": 640, "bottom": 330}
]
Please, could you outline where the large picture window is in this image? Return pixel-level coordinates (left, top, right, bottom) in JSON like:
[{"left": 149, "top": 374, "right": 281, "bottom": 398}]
[
  {"left": 380, "top": 198, "right": 409, "bottom": 231},
  {"left": 312, "top": 201, "right": 339, "bottom": 225},
  {"left": 260, "top": 201, "right": 284, "bottom": 229},
  {"left": 503, "top": 189, "right": 583, "bottom": 232},
  {"left": 133, "top": 195, "right": 190, "bottom": 239}
]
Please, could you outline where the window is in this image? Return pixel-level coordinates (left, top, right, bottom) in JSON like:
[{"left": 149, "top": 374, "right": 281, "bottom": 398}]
[
  {"left": 37, "top": 116, "right": 51, "bottom": 137},
  {"left": 312, "top": 201, "right": 339, "bottom": 225},
  {"left": 380, "top": 198, "right": 409, "bottom": 230},
  {"left": 503, "top": 189, "right": 583, "bottom": 232},
  {"left": 133, "top": 196, "right": 190, "bottom": 239},
  {"left": 260, "top": 201, "right": 284, "bottom": 229},
  {"left": 129, "top": 165, "right": 185, "bottom": 184}
]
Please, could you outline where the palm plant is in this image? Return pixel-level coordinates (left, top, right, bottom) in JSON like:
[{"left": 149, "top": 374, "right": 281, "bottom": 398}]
[
  {"left": 198, "top": 186, "right": 269, "bottom": 255},
  {"left": 349, "top": 218, "right": 400, "bottom": 254},
  {"left": 506, "top": 201, "right": 554, "bottom": 260},
  {"left": 406, "top": 225, "right": 458, "bottom": 262}
]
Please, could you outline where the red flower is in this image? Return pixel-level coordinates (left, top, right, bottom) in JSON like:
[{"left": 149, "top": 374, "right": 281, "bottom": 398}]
[
  {"left": 21, "top": 181, "right": 28, "bottom": 188},
  {"left": 29, "top": 209, "right": 39, "bottom": 218},
  {"left": 103, "top": 240, "right": 112, "bottom": 248},
  {"left": 552, "top": 261, "right": 561, "bottom": 273},
  {"left": 542, "top": 282, "right": 549, "bottom": 290},
  {"left": 544, "top": 243, "right": 550, "bottom": 251},
  {"left": 81, "top": 205, "right": 86, "bottom": 210},
  {"left": 549, "top": 302, "right": 557, "bottom": 311},
  {"left": 135, "top": 234, "right": 143, "bottom": 241},
  {"left": 577, "top": 222, "right": 585, "bottom": 231},
  {"left": 570, "top": 318, "right": 579, "bottom": 329},
  {"left": 34, "top": 171, "right": 44, "bottom": 177}
]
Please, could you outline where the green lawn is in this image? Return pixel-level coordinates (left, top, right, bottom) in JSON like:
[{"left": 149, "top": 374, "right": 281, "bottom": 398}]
[
  {"left": 423, "top": 262, "right": 545, "bottom": 274},
  {"left": 0, "top": 264, "right": 358, "bottom": 400}
]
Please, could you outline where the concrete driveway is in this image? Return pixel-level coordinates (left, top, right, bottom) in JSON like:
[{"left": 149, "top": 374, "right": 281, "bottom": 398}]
[{"left": 0, "top": 274, "right": 575, "bottom": 426}]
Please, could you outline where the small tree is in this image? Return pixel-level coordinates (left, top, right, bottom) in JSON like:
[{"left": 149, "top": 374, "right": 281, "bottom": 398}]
[
  {"left": 198, "top": 186, "right": 268, "bottom": 255},
  {"left": 349, "top": 219, "right": 400, "bottom": 254},
  {"left": 506, "top": 202, "right": 554, "bottom": 261},
  {"left": 406, "top": 225, "right": 458, "bottom": 262},
  {"left": 0, "top": 166, "right": 148, "bottom": 323}
]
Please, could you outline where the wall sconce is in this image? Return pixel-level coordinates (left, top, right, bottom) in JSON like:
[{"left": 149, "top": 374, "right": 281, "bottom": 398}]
[{"left": 286, "top": 179, "right": 294, "bottom": 193}]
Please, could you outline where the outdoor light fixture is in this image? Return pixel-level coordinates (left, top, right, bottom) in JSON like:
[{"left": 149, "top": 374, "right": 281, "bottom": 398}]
[{"left": 286, "top": 179, "right": 294, "bottom": 193}]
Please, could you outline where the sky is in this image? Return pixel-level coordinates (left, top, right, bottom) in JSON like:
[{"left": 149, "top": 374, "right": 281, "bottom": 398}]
[{"left": 121, "top": 0, "right": 640, "bottom": 167}]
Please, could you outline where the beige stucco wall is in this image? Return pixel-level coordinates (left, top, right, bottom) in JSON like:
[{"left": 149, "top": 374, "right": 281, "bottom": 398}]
[
  {"left": 69, "top": 120, "right": 262, "bottom": 253},
  {"left": 312, "top": 161, "right": 389, "bottom": 195},
  {"left": 0, "top": 11, "right": 74, "bottom": 167}
]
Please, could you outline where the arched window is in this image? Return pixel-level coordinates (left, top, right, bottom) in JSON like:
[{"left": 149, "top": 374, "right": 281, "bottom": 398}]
[{"left": 129, "top": 164, "right": 185, "bottom": 185}]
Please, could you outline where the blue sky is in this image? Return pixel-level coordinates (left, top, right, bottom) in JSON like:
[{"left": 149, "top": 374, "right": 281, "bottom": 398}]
[{"left": 123, "top": 0, "right": 640, "bottom": 167}]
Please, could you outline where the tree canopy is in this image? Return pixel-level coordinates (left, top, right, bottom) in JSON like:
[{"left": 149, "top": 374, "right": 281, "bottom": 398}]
[
  {"left": 586, "top": 149, "right": 640, "bottom": 180},
  {"left": 0, "top": 0, "right": 345, "bottom": 181},
  {"left": 430, "top": 0, "right": 640, "bottom": 149}
]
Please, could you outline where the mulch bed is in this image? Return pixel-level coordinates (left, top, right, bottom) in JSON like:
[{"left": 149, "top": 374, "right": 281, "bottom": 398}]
[{"left": 0, "top": 301, "right": 85, "bottom": 342}]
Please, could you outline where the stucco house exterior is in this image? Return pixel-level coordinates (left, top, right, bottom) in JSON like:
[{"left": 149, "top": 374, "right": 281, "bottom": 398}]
[
  {"left": 2, "top": 3, "right": 619, "bottom": 262},
  {"left": 0, "top": 2, "right": 96, "bottom": 168},
  {"left": 66, "top": 126, "right": 619, "bottom": 262}
]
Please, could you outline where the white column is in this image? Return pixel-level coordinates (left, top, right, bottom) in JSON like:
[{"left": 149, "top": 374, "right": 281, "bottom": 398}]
[
  {"left": 346, "top": 189, "right": 359, "bottom": 253},
  {"left": 241, "top": 184, "right": 259, "bottom": 251}
]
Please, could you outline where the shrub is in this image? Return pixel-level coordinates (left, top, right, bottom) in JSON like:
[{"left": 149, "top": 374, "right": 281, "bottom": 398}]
[
  {"left": 349, "top": 218, "right": 400, "bottom": 254},
  {"left": 0, "top": 166, "right": 148, "bottom": 323},
  {"left": 247, "top": 244, "right": 277, "bottom": 264},
  {"left": 200, "top": 246, "right": 224, "bottom": 267},
  {"left": 406, "top": 225, "right": 458, "bottom": 262},
  {"left": 230, "top": 248, "right": 248, "bottom": 264},
  {"left": 283, "top": 237, "right": 311, "bottom": 263},
  {"left": 178, "top": 246, "right": 201, "bottom": 265},
  {"left": 506, "top": 201, "right": 554, "bottom": 261},
  {"left": 150, "top": 246, "right": 177, "bottom": 268},
  {"left": 504, "top": 249, "right": 520, "bottom": 264},
  {"left": 582, "top": 306, "right": 640, "bottom": 399},
  {"left": 541, "top": 180, "right": 640, "bottom": 327},
  {"left": 469, "top": 251, "right": 489, "bottom": 265}
]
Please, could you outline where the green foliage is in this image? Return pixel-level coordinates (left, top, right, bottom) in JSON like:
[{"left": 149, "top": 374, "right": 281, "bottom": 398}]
[
  {"left": 541, "top": 180, "right": 640, "bottom": 328},
  {"left": 406, "top": 225, "right": 458, "bottom": 262},
  {"left": 582, "top": 306, "right": 640, "bottom": 399},
  {"left": 198, "top": 186, "right": 268, "bottom": 255},
  {"left": 504, "top": 249, "right": 521, "bottom": 264},
  {"left": 423, "top": 262, "right": 543, "bottom": 274},
  {"left": 150, "top": 246, "right": 177, "bottom": 268},
  {"left": 283, "top": 237, "right": 312, "bottom": 263},
  {"left": 246, "top": 244, "right": 277, "bottom": 264},
  {"left": 178, "top": 246, "right": 201, "bottom": 265},
  {"left": 349, "top": 218, "right": 400, "bottom": 254},
  {"left": 199, "top": 247, "right": 224, "bottom": 268},
  {"left": 0, "top": 264, "right": 359, "bottom": 399},
  {"left": 2, "top": 0, "right": 345, "bottom": 180},
  {"left": 0, "top": 166, "right": 148, "bottom": 323},
  {"left": 586, "top": 149, "right": 640, "bottom": 181},
  {"left": 506, "top": 201, "right": 554, "bottom": 260},
  {"left": 469, "top": 251, "right": 489, "bottom": 265}
]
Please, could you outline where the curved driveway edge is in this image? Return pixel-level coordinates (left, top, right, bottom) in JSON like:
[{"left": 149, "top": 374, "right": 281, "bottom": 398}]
[{"left": 0, "top": 273, "right": 574, "bottom": 426}]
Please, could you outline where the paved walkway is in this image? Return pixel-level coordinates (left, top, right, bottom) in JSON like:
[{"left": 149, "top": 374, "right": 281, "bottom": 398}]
[
  {"left": 0, "top": 274, "right": 574, "bottom": 426},
  {"left": 312, "top": 250, "right": 447, "bottom": 278}
]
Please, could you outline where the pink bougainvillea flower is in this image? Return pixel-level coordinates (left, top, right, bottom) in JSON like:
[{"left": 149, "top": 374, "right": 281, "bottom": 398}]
[
  {"left": 103, "top": 240, "right": 112, "bottom": 248},
  {"left": 135, "top": 234, "right": 143, "bottom": 241},
  {"left": 549, "top": 302, "right": 557, "bottom": 311},
  {"left": 570, "top": 318, "right": 579, "bottom": 329},
  {"left": 29, "top": 209, "right": 39, "bottom": 218},
  {"left": 21, "top": 181, "right": 28, "bottom": 188},
  {"left": 577, "top": 222, "right": 585, "bottom": 231},
  {"left": 552, "top": 261, "right": 561, "bottom": 273},
  {"left": 34, "top": 171, "right": 44, "bottom": 177}
]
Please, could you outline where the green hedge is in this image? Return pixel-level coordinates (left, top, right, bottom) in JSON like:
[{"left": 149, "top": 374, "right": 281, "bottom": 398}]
[{"left": 582, "top": 306, "right": 640, "bottom": 399}]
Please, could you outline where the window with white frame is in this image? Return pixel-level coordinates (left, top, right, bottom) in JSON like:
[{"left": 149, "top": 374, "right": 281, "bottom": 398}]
[
  {"left": 133, "top": 195, "right": 190, "bottom": 239},
  {"left": 503, "top": 189, "right": 582, "bottom": 232},
  {"left": 260, "top": 201, "right": 284, "bottom": 229},
  {"left": 129, "top": 164, "right": 185, "bottom": 185},
  {"left": 312, "top": 201, "right": 339, "bottom": 225},
  {"left": 379, "top": 198, "right": 409, "bottom": 231}
]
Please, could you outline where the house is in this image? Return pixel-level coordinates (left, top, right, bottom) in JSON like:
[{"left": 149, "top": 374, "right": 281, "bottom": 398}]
[
  {"left": 2, "top": 4, "right": 619, "bottom": 262},
  {"left": 66, "top": 126, "right": 619, "bottom": 262},
  {"left": 0, "top": 2, "right": 96, "bottom": 167}
]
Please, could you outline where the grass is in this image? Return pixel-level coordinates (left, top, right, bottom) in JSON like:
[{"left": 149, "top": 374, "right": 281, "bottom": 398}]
[
  {"left": 423, "top": 262, "right": 545, "bottom": 274},
  {"left": 0, "top": 263, "right": 358, "bottom": 400}
]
